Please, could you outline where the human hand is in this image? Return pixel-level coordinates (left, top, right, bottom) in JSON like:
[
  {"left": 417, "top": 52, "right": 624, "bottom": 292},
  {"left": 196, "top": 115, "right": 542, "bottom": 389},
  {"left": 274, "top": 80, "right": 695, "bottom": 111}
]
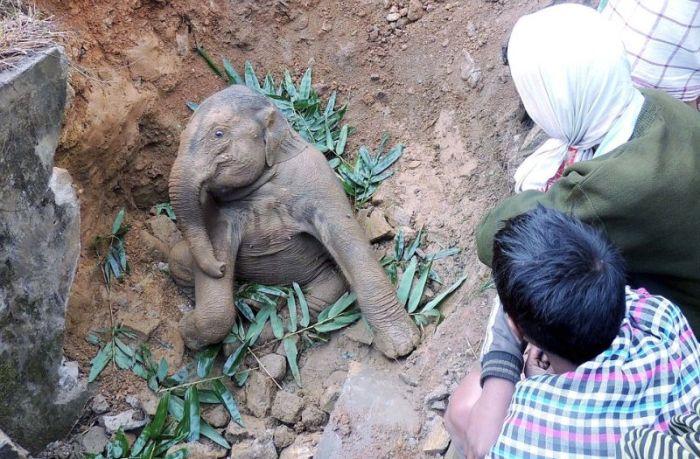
[
  {"left": 445, "top": 375, "right": 515, "bottom": 459},
  {"left": 524, "top": 345, "right": 551, "bottom": 378}
]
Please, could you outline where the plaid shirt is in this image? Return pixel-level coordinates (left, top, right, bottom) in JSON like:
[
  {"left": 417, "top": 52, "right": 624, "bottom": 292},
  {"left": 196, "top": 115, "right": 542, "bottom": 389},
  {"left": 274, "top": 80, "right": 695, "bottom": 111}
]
[
  {"left": 600, "top": 0, "right": 700, "bottom": 103},
  {"left": 488, "top": 288, "right": 700, "bottom": 459}
]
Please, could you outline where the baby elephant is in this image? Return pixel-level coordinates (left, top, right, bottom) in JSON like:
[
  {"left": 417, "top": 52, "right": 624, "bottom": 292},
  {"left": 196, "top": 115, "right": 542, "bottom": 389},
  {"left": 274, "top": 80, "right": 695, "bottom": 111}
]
[{"left": 167, "top": 84, "right": 420, "bottom": 359}]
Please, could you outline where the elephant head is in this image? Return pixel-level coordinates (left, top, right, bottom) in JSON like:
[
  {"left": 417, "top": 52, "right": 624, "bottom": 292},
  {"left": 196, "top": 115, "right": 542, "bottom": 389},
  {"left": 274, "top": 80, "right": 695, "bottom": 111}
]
[{"left": 169, "top": 85, "right": 305, "bottom": 278}]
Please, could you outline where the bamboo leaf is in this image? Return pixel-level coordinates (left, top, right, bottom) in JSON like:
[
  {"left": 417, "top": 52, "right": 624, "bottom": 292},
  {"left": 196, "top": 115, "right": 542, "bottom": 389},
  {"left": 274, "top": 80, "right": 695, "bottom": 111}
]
[
  {"left": 222, "top": 58, "right": 242, "bottom": 84},
  {"left": 157, "top": 358, "right": 168, "bottom": 382},
  {"left": 212, "top": 379, "right": 243, "bottom": 426},
  {"left": 324, "top": 91, "right": 337, "bottom": 116},
  {"left": 374, "top": 144, "right": 404, "bottom": 174},
  {"left": 185, "top": 386, "right": 200, "bottom": 442},
  {"left": 223, "top": 342, "right": 248, "bottom": 376},
  {"left": 327, "top": 292, "right": 357, "bottom": 319},
  {"left": 394, "top": 229, "right": 405, "bottom": 260},
  {"left": 287, "top": 291, "right": 298, "bottom": 333},
  {"left": 196, "top": 47, "right": 224, "bottom": 78},
  {"left": 421, "top": 274, "right": 468, "bottom": 313},
  {"left": 313, "top": 311, "right": 362, "bottom": 333},
  {"left": 88, "top": 342, "right": 113, "bottom": 382},
  {"left": 132, "top": 392, "right": 170, "bottom": 455},
  {"left": 245, "top": 306, "right": 272, "bottom": 345},
  {"left": 244, "top": 61, "right": 261, "bottom": 91},
  {"left": 404, "top": 228, "right": 423, "bottom": 261},
  {"left": 396, "top": 257, "right": 418, "bottom": 307},
  {"left": 407, "top": 261, "right": 432, "bottom": 313},
  {"left": 235, "top": 299, "right": 256, "bottom": 322},
  {"left": 111, "top": 208, "right": 126, "bottom": 235},
  {"left": 298, "top": 68, "right": 312, "bottom": 99},
  {"left": 283, "top": 337, "right": 302, "bottom": 387},
  {"left": 336, "top": 124, "right": 349, "bottom": 156},
  {"left": 425, "top": 247, "right": 461, "bottom": 260},
  {"left": 185, "top": 101, "right": 199, "bottom": 112},
  {"left": 200, "top": 422, "right": 230, "bottom": 449},
  {"left": 196, "top": 344, "right": 221, "bottom": 378},
  {"left": 270, "top": 308, "right": 284, "bottom": 340},
  {"left": 293, "top": 282, "right": 310, "bottom": 327}
]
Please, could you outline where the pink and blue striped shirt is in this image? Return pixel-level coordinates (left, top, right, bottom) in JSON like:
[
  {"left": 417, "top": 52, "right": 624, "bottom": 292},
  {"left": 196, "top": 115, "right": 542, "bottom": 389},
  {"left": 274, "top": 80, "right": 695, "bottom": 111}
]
[{"left": 489, "top": 287, "right": 700, "bottom": 458}]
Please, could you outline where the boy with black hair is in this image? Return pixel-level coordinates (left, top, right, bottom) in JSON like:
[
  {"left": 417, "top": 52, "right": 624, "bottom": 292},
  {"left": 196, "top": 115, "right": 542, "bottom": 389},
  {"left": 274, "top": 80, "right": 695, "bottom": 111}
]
[{"left": 446, "top": 206, "right": 700, "bottom": 458}]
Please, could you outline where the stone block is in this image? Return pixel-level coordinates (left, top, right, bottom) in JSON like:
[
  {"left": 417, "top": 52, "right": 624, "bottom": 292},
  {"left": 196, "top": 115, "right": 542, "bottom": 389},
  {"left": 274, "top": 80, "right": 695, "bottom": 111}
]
[{"left": 0, "top": 47, "right": 88, "bottom": 453}]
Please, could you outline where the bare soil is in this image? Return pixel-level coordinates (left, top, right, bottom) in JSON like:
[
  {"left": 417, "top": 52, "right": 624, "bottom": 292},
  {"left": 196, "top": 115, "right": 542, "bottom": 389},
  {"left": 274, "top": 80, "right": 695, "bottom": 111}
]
[{"left": 33, "top": 0, "right": 551, "bottom": 456}]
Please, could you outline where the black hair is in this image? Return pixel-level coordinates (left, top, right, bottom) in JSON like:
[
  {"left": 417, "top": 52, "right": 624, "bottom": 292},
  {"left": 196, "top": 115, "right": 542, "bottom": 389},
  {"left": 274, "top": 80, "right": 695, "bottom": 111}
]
[{"left": 492, "top": 206, "right": 626, "bottom": 365}]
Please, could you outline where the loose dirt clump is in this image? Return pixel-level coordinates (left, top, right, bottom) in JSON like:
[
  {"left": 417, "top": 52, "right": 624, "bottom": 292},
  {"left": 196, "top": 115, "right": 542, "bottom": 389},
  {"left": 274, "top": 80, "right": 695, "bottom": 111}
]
[{"left": 27, "top": 0, "right": 550, "bottom": 457}]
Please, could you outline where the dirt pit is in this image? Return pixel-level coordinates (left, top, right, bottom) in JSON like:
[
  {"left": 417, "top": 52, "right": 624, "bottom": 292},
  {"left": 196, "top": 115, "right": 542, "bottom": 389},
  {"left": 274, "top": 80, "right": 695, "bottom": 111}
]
[{"left": 30, "top": 0, "right": 552, "bottom": 457}]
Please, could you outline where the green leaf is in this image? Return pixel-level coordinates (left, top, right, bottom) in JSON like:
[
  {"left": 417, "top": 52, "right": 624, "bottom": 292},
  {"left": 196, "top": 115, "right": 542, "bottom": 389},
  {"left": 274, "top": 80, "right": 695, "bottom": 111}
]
[
  {"left": 270, "top": 308, "right": 284, "bottom": 340},
  {"left": 324, "top": 91, "right": 337, "bottom": 116},
  {"left": 112, "top": 208, "right": 126, "bottom": 235},
  {"left": 335, "top": 124, "right": 349, "bottom": 156},
  {"left": 234, "top": 370, "right": 250, "bottom": 387},
  {"left": 196, "top": 344, "right": 221, "bottom": 378},
  {"left": 154, "top": 202, "right": 176, "bottom": 221},
  {"left": 327, "top": 292, "right": 357, "bottom": 319},
  {"left": 132, "top": 392, "right": 170, "bottom": 455},
  {"left": 394, "top": 229, "right": 405, "bottom": 260},
  {"left": 200, "top": 422, "right": 230, "bottom": 449},
  {"left": 421, "top": 274, "right": 468, "bottom": 312},
  {"left": 286, "top": 291, "right": 298, "bottom": 333},
  {"left": 244, "top": 61, "right": 261, "bottom": 91},
  {"left": 223, "top": 342, "right": 248, "bottom": 376},
  {"left": 212, "top": 379, "right": 243, "bottom": 426},
  {"left": 404, "top": 228, "right": 423, "bottom": 261},
  {"left": 245, "top": 306, "right": 272, "bottom": 345},
  {"left": 88, "top": 342, "right": 113, "bottom": 382},
  {"left": 185, "top": 386, "right": 200, "bottom": 442},
  {"left": 185, "top": 101, "right": 199, "bottom": 112},
  {"left": 86, "top": 333, "right": 101, "bottom": 346},
  {"left": 375, "top": 144, "right": 404, "bottom": 174},
  {"left": 106, "top": 428, "right": 129, "bottom": 458},
  {"left": 235, "top": 299, "right": 256, "bottom": 322},
  {"left": 407, "top": 261, "right": 432, "bottom": 313},
  {"left": 195, "top": 47, "right": 224, "bottom": 78},
  {"left": 283, "top": 337, "right": 302, "bottom": 387},
  {"left": 298, "top": 68, "right": 312, "bottom": 99},
  {"left": 426, "top": 247, "right": 461, "bottom": 260},
  {"left": 222, "top": 58, "right": 242, "bottom": 84},
  {"left": 157, "top": 358, "right": 168, "bottom": 382},
  {"left": 165, "top": 450, "right": 188, "bottom": 459},
  {"left": 313, "top": 311, "right": 362, "bottom": 333},
  {"left": 292, "top": 284, "right": 310, "bottom": 328},
  {"left": 396, "top": 257, "right": 418, "bottom": 308}
]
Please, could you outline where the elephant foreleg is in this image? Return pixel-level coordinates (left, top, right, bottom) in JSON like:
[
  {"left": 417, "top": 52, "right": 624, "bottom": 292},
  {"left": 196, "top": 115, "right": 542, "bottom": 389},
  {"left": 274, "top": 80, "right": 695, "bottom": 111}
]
[{"left": 179, "top": 217, "right": 240, "bottom": 350}]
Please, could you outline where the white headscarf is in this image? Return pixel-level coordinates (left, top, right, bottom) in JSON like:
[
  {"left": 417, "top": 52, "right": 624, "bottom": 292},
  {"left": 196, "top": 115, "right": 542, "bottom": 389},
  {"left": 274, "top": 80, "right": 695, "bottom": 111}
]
[{"left": 509, "top": 4, "right": 645, "bottom": 193}]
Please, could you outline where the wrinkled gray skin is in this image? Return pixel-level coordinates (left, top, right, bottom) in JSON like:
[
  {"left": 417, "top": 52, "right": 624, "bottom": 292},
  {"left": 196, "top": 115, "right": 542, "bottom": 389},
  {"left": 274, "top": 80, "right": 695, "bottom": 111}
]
[{"left": 168, "top": 85, "right": 420, "bottom": 359}]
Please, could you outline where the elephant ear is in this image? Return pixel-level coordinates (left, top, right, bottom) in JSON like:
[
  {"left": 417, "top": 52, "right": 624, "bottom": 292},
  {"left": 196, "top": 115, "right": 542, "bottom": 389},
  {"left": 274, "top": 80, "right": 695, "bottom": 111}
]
[{"left": 260, "top": 105, "right": 305, "bottom": 166}]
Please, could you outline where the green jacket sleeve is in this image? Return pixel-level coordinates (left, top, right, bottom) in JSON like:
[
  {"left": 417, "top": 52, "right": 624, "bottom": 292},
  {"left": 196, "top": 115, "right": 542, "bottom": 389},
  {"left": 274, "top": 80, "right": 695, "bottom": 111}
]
[{"left": 476, "top": 172, "right": 603, "bottom": 267}]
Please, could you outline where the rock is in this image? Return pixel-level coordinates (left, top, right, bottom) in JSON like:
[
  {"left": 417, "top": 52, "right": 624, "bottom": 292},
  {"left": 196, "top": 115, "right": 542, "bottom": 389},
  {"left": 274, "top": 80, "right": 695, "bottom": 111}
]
[
  {"left": 81, "top": 426, "right": 109, "bottom": 454},
  {"left": 357, "top": 208, "right": 394, "bottom": 242},
  {"left": 0, "top": 428, "right": 29, "bottom": 459},
  {"left": 259, "top": 353, "right": 287, "bottom": 382},
  {"left": 273, "top": 425, "right": 296, "bottom": 449},
  {"left": 202, "top": 405, "right": 230, "bottom": 428},
  {"left": 151, "top": 319, "right": 185, "bottom": 372},
  {"left": 316, "top": 363, "right": 421, "bottom": 457},
  {"left": 137, "top": 389, "right": 160, "bottom": 416},
  {"left": 459, "top": 49, "right": 482, "bottom": 88},
  {"left": 301, "top": 406, "right": 328, "bottom": 431},
  {"left": 224, "top": 414, "right": 266, "bottom": 443},
  {"left": 319, "top": 385, "right": 342, "bottom": 413},
  {"left": 101, "top": 410, "right": 149, "bottom": 434},
  {"left": 0, "top": 47, "right": 89, "bottom": 453},
  {"left": 91, "top": 394, "right": 110, "bottom": 414},
  {"left": 326, "top": 370, "right": 348, "bottom": 388},
  {"left": 343, "top": 320, "right": 373, "bottom": 346},
  {"left": 407, "top": 0, "right": 424, "bottom": 21},
  {"left": 425, "top": 384, "right": 450, "bottom": 404},
  {"left": 387, "top": 206, "right": 413, "bottom": 227},
  {"left": 279, "top": 433, "right": 321, "bottom": 459},
  {"left": 422, "top": 418, "right": 450, "bottom": 454},
  {"left": 228, "top": 437, "right": 278, "bottom": 459},
  {"left": 430, "top": 400, "right": 447, "bottom": 412},
  {"left": 145, "top": 214, "right": 181, "bottom": 248},
  {"left": 271, "top": 392, "right": 304, "bottom": 424},
  {"left": 167, "top": 442, "right": 227, "bottom": 459},
  {"left": 245, "top": 371, "right": 275, "bottom": 418},
  {"left": 386, "top": 12, "right": 401, "bottom": 22},
  {"left": 466, "top": 20, "right": 476, "bottom": 38}
]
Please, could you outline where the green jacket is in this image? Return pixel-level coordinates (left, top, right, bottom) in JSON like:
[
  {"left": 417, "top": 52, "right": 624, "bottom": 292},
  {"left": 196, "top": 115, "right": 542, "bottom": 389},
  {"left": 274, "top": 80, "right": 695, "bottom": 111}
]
[{"left": 477, "top": 90, "right": 700, "bottom": 329}]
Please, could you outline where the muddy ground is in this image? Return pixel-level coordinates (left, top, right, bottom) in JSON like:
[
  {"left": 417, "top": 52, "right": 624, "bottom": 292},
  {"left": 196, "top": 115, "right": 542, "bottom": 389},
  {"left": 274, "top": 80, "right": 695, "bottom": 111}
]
[{"left": 32, "top": 0, "right": 556, "bottom": 457}]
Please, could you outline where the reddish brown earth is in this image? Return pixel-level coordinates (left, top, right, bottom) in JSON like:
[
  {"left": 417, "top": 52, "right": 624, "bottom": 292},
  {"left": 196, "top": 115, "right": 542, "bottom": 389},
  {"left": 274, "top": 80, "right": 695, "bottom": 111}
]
[{"left": 32, "top": 0, "right": 559, "bottom": 456}]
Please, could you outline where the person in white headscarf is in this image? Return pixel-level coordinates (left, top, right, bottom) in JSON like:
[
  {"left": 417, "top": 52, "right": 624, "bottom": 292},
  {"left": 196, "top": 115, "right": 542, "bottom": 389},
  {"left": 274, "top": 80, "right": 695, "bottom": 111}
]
[
  {"left": 600, "top": 0, "right": 700, "bottom": 110},
  {"left": 445, "top": 3, "right": 700, "bottom": 458}
]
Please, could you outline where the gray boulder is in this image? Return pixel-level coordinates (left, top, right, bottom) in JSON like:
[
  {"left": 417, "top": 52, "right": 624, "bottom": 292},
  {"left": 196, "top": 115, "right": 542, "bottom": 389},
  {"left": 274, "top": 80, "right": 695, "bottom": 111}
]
[{"left": 0, "top": 47, "right": 88, "bottom": 452}]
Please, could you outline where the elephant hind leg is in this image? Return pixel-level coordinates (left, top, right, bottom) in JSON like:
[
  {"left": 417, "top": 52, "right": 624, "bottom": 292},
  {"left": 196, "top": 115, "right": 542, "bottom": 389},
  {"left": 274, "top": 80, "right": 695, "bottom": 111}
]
[{"left": 303, "top": 265, "right": 349, "bottom": 315}]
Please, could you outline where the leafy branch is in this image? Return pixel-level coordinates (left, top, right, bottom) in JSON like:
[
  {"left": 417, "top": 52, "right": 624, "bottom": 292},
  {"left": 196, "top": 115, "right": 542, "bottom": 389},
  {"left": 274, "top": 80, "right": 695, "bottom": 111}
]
[{"left": 93, "top": 208, "right": 130, "bottom": 287}]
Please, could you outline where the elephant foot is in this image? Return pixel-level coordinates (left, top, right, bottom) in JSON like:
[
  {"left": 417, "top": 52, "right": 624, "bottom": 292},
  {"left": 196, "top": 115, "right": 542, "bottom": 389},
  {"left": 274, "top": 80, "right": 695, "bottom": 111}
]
[{"left": 370, "top": 313, "right": 421, "bottom": 359}]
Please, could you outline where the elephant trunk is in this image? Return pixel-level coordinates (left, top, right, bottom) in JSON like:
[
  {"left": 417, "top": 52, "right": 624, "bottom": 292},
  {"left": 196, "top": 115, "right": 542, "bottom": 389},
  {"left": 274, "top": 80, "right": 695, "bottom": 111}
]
[{"left": 169, "top": 157, "right": 225, "bottom": 278}]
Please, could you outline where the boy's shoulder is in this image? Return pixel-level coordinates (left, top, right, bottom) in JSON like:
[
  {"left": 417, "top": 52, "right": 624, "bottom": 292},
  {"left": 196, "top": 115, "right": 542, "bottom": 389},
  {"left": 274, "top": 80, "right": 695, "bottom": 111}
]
[{"left": 624, "top": 286, "right": 690, "bottom": 340}]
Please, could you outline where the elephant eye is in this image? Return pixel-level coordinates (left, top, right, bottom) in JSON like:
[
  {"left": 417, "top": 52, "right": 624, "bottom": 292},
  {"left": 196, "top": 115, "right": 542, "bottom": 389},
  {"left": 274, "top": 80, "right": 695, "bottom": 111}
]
[{"left": 214, "top": 130, "right": 224, "bottom": 138}]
